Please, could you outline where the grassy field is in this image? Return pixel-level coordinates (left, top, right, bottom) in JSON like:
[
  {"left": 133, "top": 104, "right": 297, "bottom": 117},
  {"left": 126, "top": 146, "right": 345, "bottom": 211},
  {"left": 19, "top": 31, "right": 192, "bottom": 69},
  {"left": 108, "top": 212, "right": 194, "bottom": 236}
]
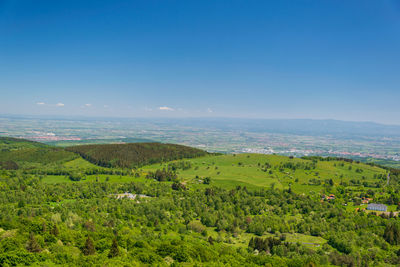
[
  {"left": 63, "top": 157, "right": 100, "bottom": 169},
  {"left": 203, "top": 225, "right": 326, "bottom": 250},
  {"left": 142, "top": 153, "right": 387, "bottom": 193},
  {"left": 345, "top": 203, "right": 398, "bottom": 213},
  {"left": 44, "top": 153, "right": 389, "bottom": 196}
]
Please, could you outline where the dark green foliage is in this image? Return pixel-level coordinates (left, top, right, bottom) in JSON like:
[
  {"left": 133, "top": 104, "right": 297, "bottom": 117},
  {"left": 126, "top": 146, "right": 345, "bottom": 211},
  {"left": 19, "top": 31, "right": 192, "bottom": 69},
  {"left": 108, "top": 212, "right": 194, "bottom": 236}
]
[
  {"left": 384, "top": 222, "right": 400, "bottom": 245},
  {"left": 280, "top": 161, "right": 316, "bottom": 171},
  {"left": 248, "top": 236, "right": 282, "bottom": 253},
  {"left": 0, "top": 147, "right": 77, "bottom": 165},
  {"left": 82, "top": 236, "right": 95, "bottom": 256},
  {"left": 0, "top": 161, "right": 19, "bottom": 170},
  {"left": 203, "top": 177, "right": 211, "bottom": 184},
  {"left": 51, "top": 225, "right": 59, "bottom": 236},
  {"left": 68, "top": 173, "right": 82, "bottom": 181},
  {"left": 329, "top": 251, "right": 356, "bottom": 267},
  {"left": 146, "top": 168, "right": 177, "bottom": 181},
  {"left": 168, "top": 161, "right": 192, "bottom": 171},
  {"left": 172, "top": 181, "right": 186, "bottom": 191},
  {"left": 26, "top": 233, "right": 41, "bottom": 253},
  {"left": 66, "top": 142, "right": 209, "bottom": 168},
  {"left": 328, "top": 235, "right": 352, "bottom": 254},
  {"left": 108, "top": 238, "right": 119, "bottom": 258},
  {"left": 302, "top": 156, "right": 355, "bottom": 164}
]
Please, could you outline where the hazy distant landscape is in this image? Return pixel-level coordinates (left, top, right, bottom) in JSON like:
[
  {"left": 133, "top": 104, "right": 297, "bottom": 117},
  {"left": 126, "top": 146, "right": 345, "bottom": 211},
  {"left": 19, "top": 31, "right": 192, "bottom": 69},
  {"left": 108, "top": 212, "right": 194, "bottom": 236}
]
[{"left": 1, "top": 115, "right": 399, "bottom": 168}]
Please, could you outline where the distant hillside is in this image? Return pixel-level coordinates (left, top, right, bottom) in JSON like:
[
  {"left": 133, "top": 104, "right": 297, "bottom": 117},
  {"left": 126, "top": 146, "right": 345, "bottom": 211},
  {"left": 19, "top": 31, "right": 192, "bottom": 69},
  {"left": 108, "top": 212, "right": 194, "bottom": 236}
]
[
  {"left": 0, "top": 136, "right": 47, "bottom": 149},
  {"left": 66, "top": 142, "right": 209, "bottom": 168},
  {"left": 0, "top": 136, "right": 77, "bottom": 168}
]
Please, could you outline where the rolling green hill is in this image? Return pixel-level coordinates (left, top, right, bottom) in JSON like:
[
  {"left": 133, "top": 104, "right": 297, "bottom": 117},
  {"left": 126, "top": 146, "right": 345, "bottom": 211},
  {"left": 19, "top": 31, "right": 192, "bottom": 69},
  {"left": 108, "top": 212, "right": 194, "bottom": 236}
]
[
  {"left": 0, "top": 136, "right": 47, "bottom": 149},
  {"left": 66, "top": 142, "right": 210, "bottom": 168},
  {"left": 0, "top": 137, "right": 77, "bottom": 168},
  {"left": 142, "top": 153, "right": 388, "bottom": 193}
]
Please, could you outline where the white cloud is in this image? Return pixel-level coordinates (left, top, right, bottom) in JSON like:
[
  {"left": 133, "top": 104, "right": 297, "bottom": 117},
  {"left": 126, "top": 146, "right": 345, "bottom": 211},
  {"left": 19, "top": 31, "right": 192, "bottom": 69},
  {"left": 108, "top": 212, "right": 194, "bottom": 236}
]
[
  {"left": 207, "top": 108, "right": 213, "bottom": 113},
  {"left": 144, "top": 107, "right": 153, "bottom": 111},
  {"left": 56, "top": 103, "right": 65, "bottom": 107},
  {"left": 36, "top": 102, "right": 45, "bottom": 105},
  {"left": 159, "top": 106, "right": 174, "bottom": 111},
  {"left": 84, "top": 103, "right": 92, "bottom": 107},
  {"left": 104, "top": 105, "right": 109, "bottom": 108}
]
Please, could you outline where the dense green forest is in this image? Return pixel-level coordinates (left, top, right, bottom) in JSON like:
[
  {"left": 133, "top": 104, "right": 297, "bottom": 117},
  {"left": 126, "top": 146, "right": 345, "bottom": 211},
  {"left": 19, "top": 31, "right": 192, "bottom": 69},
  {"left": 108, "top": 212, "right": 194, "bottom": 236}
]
[
  {"left": 1, "top": 137, "right": 400, "bottom": 266},
  {"left": 66, "top": 143, "right": 209, "bottom": 168}
]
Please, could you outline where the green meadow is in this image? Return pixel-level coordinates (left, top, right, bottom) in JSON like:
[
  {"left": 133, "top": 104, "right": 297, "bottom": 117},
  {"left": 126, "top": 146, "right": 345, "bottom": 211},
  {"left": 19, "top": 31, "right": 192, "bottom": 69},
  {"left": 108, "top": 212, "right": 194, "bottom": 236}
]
[
  {"left": 40, "top": 153, "right": 388, "bottom": 196},
  {"left": 142, "top": 153, "right": 387, "bottom": 193}
]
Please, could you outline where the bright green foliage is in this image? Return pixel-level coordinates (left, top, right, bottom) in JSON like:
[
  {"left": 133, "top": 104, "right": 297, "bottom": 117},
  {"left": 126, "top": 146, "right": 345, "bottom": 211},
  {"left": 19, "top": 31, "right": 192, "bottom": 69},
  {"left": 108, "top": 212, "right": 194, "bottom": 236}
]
[{"left": 1, "top": 138, "right": 400, "bottom": 266}]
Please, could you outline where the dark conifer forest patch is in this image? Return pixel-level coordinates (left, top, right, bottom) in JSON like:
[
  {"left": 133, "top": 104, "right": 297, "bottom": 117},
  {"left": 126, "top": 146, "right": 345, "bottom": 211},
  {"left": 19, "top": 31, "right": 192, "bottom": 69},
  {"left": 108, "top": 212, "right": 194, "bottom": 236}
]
[{"left": 66, "top": 142, "right": 209, "bottom": 168}]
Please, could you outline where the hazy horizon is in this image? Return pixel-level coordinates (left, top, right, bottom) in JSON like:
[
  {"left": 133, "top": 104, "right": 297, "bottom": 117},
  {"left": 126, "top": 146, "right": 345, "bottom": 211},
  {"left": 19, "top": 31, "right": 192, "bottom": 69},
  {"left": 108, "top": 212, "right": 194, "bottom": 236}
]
[{"left": 2, "top": 112, "right": 400, "bottom": 126}]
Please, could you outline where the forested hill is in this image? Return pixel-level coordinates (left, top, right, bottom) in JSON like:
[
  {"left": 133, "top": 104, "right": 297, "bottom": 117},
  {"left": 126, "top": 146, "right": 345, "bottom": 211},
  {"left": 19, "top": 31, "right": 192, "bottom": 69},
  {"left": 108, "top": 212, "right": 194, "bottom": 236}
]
[
  {"left": 0, "top": 136, "right": 47, "bottom": 148},
  {"left": 0, "top": 137, "right": 77, "bottom": 169},
  {"left": 66, "top": 142, "right": 209, "bottom": 168}
]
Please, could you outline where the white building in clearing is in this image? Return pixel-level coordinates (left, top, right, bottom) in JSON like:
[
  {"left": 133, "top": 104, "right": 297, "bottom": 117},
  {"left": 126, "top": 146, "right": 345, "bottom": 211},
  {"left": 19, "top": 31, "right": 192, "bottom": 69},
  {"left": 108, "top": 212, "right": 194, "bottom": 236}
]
[{"left": 367, "top": 203, "right": 387, "bottom": 212}]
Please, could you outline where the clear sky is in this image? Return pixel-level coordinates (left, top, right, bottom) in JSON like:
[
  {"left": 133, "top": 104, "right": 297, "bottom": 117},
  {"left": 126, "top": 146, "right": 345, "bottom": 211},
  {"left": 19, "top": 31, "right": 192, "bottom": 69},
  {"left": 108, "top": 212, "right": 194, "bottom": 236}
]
[{"left": 0, "top": 1, "right": 399, "bottom": 124}]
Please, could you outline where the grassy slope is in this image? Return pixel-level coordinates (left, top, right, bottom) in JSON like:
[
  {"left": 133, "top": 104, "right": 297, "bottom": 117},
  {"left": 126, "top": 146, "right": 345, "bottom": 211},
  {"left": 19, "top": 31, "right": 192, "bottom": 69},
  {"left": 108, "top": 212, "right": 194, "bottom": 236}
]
[
  {"left": 142, "top": 153, "right": 387, "bottom": 193},
  {"left": 46, "top": 153, "right": 387, "bottom": 195},
  {"left": 63, "top": 157, "right": 100, "bottom": 169}
]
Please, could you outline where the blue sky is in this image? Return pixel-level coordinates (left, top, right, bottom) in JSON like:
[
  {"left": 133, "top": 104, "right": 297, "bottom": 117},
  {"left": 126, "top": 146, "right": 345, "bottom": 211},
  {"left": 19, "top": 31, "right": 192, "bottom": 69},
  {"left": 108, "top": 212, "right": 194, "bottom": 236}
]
[{"left": 0, "top": 0, "right": 399, "bottom": 124}]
